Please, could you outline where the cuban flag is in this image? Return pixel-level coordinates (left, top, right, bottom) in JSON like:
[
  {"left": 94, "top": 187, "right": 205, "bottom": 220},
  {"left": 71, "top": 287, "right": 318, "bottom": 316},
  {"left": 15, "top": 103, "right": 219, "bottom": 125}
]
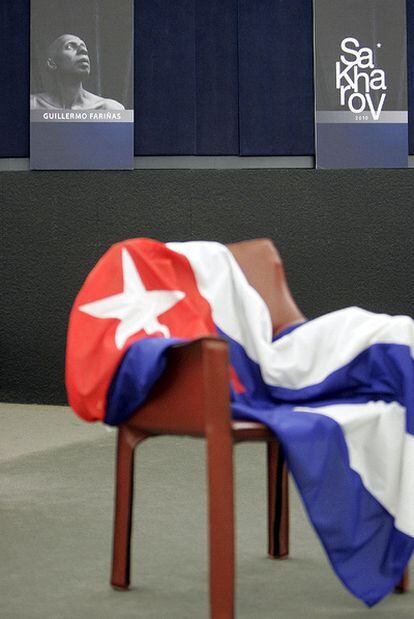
[{"left": 66, "top": 238, "right": 414, "bottom": 606}]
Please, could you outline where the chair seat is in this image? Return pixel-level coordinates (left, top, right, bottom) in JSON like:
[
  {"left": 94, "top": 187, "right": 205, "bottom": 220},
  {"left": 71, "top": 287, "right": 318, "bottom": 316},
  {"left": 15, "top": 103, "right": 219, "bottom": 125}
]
[{"left": 231, "top": 421, "right": 274, "bottom": 442}]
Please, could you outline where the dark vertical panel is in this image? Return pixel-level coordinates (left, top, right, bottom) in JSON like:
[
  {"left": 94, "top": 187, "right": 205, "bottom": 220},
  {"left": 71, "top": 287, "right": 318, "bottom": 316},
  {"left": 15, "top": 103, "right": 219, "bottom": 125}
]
[
  {"left": 134, "top": 0, "right": 196, "bottom": 154},
  {"left": 195, "top": 0, "right": 239, "bottom": 154},
  {"left": 238, "top": 0, "right": 314, "bottom": 155},
  {"left": 0, "top": 0, "right": 30, "bottom": 156},
  {"left": 3, "top": 0, "right": 414, "bottom": 156},
  {"left": 407, "top": 0, "right": 414, "bottom": 153}
]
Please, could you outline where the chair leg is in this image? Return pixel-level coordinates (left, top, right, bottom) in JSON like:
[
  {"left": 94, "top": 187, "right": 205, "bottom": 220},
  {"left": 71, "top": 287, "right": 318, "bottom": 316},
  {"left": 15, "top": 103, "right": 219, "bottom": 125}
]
[
  {"left": 111, "top": 426, "right": 147, "bottom": 590},
  {"left": 395, "top": 567, "right": 409, "bottom": 593},
  {"left": 267, "top": 440, "right": 289, "bottom": 559},
  {"left": 206, "top": 432, "right": 235, "bottom": 619}
]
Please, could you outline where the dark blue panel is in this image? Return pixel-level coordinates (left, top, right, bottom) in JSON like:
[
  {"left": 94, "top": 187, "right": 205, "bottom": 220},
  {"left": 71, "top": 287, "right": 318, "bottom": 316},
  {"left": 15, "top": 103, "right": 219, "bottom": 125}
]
[
  {"left": 134, "top": 0, "right": 196, "bottom": 155},
  {"left": 195, "top": 0, "right": 239, "bottom": 154},
  {"left": 407, "top": 0, "right": 414, "bottom": 153},
  {"left": 238, "top": 0, "right": 315, "bottom": 155},
  {"left": 3, "top": 0, "right": 414, "bottom": 156},
  {"left": 316, "top": 124, "right": 408, "bottom": 169},
  {"left": 0, "top": 0, "right": 30, "bottom": 157},
  {"left": 30, "top": 122, "right": 134, "bottom": 169}
]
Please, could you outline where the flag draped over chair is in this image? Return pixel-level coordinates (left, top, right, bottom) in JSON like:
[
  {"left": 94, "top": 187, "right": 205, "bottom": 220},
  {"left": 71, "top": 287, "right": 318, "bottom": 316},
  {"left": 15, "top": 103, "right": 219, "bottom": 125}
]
[{"left": 66, "top": 238, "right": 414, "bottom": 606}]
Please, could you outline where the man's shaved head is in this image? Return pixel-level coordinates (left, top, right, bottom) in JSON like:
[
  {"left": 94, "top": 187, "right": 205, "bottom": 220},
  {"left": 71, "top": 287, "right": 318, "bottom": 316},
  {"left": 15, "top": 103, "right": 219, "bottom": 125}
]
[
  {"left": 31, "top": 33, "right": 125, "bottom": 110},
  {"left": 46, "top": 34, "right": 90, "bottom": 77}
]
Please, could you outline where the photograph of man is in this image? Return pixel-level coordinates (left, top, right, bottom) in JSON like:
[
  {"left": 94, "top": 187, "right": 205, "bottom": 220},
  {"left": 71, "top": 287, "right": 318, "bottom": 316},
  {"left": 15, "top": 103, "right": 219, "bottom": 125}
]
[{"left": 30, "top": 34, "right": 125, "bottom": 110}]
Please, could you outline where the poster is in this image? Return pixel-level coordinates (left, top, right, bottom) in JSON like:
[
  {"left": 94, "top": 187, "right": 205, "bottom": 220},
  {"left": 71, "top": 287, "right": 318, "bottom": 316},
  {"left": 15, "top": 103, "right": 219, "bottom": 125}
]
[
  {"left": 314, "top": 0, "right": 408, "bottom": 169},
  {"left": 30, "top": 0, "right": 134, "bottom": 170}
]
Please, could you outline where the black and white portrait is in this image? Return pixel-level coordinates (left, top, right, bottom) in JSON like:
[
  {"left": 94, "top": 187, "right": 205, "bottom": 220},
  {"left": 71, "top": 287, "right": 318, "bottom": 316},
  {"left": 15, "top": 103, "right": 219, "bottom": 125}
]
[{"left": 30, "top": 0, "right": 133, "bottom": 111}]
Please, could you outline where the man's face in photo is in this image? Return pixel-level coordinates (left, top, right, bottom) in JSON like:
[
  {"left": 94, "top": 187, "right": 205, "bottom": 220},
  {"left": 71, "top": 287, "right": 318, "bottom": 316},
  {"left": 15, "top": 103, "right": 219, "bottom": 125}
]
[{"left": 48, "top": 35, "right": 90, "bottom": 77}]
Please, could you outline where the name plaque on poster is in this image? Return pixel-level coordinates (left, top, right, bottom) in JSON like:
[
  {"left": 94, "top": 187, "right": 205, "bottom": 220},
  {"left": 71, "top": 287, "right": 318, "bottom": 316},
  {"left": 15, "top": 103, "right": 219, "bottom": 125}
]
[
  {"left": 314, "top": 0, "right": 408, "bottom": 169},
  {"left": 30, "top": 0, "right": 134, "bottom": 170}
]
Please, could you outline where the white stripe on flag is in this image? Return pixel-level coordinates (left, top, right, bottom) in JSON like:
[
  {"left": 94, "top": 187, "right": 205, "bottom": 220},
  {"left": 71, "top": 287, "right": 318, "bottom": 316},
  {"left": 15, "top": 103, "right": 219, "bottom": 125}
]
[
  {"left": 293, "top": 401, "right": 414, "bottom": 537},
  {"left": 396, "top": 433, "right": 414, "bottom": 536},
  {"left": 169, "top": 241, "right": 414, "bottom": 390}
]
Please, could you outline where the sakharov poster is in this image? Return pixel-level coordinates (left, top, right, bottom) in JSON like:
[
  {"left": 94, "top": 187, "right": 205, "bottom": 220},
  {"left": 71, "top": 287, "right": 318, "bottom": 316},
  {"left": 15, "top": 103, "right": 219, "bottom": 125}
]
[
  {"left": 30, "top": 0, "right": 133, "bottom": 170},
  {"left": 314, "top": 0, "right": 408, "bottom": 169}
]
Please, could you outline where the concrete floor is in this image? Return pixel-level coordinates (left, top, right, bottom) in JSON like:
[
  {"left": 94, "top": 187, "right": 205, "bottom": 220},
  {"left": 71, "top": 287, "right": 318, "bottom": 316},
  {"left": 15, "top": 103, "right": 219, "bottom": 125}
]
[{"left": 0, "top": 403, "right": 412, "bottom": 618}]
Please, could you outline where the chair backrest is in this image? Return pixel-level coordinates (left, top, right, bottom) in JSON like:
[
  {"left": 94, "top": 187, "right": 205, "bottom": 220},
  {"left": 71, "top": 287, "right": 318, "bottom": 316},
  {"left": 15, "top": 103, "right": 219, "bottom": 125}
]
[{"left": 227, "top": 239, "right": 305, "bottom": 334}]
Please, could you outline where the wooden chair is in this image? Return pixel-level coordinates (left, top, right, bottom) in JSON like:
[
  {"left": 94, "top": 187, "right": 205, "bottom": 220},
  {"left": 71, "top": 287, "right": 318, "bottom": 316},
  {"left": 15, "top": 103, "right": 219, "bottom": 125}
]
[
  {"left": 109, "top": 238, "right": 408, "bottom": 617},
  {"left": 110, "top": 239, "right": 303, "bottom": 618}
]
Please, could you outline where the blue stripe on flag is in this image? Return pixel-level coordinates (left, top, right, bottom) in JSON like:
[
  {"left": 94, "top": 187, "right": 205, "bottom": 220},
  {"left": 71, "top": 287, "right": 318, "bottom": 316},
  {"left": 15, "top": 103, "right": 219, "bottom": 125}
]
[
  {"left": 105, "top": 337, "right": 184, "bottom": 425},
  {"left": 222, "top": 327, "right": 414, "bottom": 435},
  {"left": 233, "top": 401, "right": 414, "bottom": 606}
]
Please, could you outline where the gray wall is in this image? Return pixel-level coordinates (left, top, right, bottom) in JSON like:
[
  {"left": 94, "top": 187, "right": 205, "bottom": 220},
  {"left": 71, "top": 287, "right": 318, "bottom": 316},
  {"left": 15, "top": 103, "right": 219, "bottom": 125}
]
[{"left": 2, "top": 169, "right": 414, "bottom": 403}]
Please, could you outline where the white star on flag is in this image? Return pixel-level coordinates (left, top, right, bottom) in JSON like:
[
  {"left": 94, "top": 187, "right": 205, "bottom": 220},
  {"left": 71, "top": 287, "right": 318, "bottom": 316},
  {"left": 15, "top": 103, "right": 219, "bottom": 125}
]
[{"left": 79, "top": 248, "right": 186, "bottom": 349}]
